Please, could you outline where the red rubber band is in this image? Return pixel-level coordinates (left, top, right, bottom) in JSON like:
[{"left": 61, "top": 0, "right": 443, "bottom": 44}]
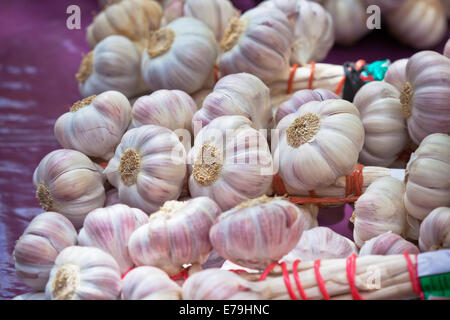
[
  {"left": 213, "top": 65, "right": 219, "bottom": 84},
  {"left": 346, "top": 253, "right": 364, "bottom": 300},
  {"left": 292, "top": 260, "right": 309, "bottom": 300},
  {"left": 308, "top": 61, "right": 316, "bottom": 90},
  {"left": 355, "top": 59, "right": 366, "bottom": 70},
  {"left": 99, "top": 161, "right": 109, "bottom": 169},
  {"left": 286, "top": 64, "right": 299, "bottom": 94},
  {"left": 229, "top": 269, "right": 249, "bottom": 274},
  {"left": 259, "top": 262, "right": 278, "bottom": 281},
  {"left": 121, "top": 267, "right": 135, "bottom": 280},
  {"left": 335, "top": 76, "right": 346, "bottom": 95},
  {"left": 281, "top": 262, "right": 298, "bottom": 300},
  {"left": 314, "top": 260, "right": 330, "bottom": 300},
  {"left": 170, "top": 266, "right": 191, "bottom": 281},
  {"left": 272, "top": 173, "right": 288, "bottom": 196},
  {"left": 346, "top": 164, "right": 364, "bottom": 197},
  {"left": 308, "top": 189, "right": 323, "bottom": 208},
  {"left": 403, "top": 251, "right": 423, "bottom": 298}
]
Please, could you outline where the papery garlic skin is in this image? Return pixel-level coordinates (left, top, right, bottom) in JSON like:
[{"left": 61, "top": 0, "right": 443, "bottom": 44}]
[
  {"left": 121, "top": 266, "right": 182, "bottom": 300},
  {"left": 104, "top": 125, "right": 186, "bottom": 213},
  {"left": 45, "top": 246, "right": 121, "bottom": 300},
  {"left": 384, "top": 59, "right": 408, "bottom": 93},
  {"left": 128, "top": 197, "right": 221, "bottom": 276},
  {"left": 201, "top": 250, "right": 225, "bottom": 269},
  {"left": 210, "top": 196, "right": 308, "bottom": 270},
  {"left": 188, "top": 116, "right": 273, "bottom": 211},
  {"left": 105, "top": 188, "right": 120, "bottom": 206},
  {"left": 219, "top": 6, "right": 293, "bottom": 83},
  {"left": 353, "top": 81, "right": 408, "bottom": 167},
  {"left": 404, "top": 133, "right": 450, "bottom": 221},
  {"left": 54, "top": 91, "right": 132, "bottom": 161},
  {"left": 141, "top": 17, "right": 218, "bottom": 94},
  {"left": 13, "top": 292, "right": 47, "bottom": 300},
  {"left": 33, "top": 149, "right": 106, "bottom": 229},
  {"left": 419, "top": 207, "right": 450, "bottom": 251},
  {"left": 78, "top": 204, "right": 148, "bottom": 274},
  {"left": 13, "top": 212, "right": 77, "bottom": 290},
  {"left": 353, "top": 177, "right": 406, "bottom": 247},
  {"left": 281, "top": 227, "right": 357, "bottom": 263},
  {"left": 358, "top": 232, "right": 419, "bottom": 256},
  {"left": 274, "top": 99, "right": 364, "bottom": 191}
]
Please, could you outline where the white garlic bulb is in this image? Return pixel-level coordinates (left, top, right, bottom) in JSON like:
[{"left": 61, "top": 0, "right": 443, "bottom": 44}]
[
  {"left": 353, "top": 176, "right": 406, "bottom": 247},
  {"left": 358, "top": 232, "right": 419, "bottom": 256},
  {"left": 404, "top": 133, "right": 450, "bottom": 221},
  {"left": 121, "top": 266, "right": 182, "bottom": 300},
  {"left": 104, "top": 188, "right": 120, "bottom": 206},
  {"left": 13, "top": 212, "right": 77, "bottom": 290},
  {"left": 187, "top": 115, "right": 273, "bottom": 211},
  {"left": 353, "top": 81, "right": 409, "bottom": 167},
  {"left": 33, "top": 149, "right": 106, "bottom": 229},
  {"left": 141, "top": 17, "right": 218, "bottom": 94},
  {"left": 419, "top": 207, "right": 450, "bottom": 251},
  {"left": 128, "top": 197, "right": 221, "bottom": 276},
  {"left": 45, "top": 246, "right": 121, "bottom": 300},
  {"left": 13, "top": 292, "right": 47, "bottom": 300},
  {"left": 274, "top": 99, "right": 364, "bottom": 192},
  {"left": 384, "top": 58, "right": 408, "bottom": 92},
  {"left": 54, "top": 91, "right": 132, "bottom": 161},
  {"left": 78, "top": 204, "right": 148, "bottom": 274}
]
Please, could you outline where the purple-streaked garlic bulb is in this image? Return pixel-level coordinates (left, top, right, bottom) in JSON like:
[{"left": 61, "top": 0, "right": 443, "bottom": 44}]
[
  {"left": 13, "top": 292, "right": 47, "bottom": 300},
  {"left": 281, "top": 227, "right": 357, "bottom": 263},
  {"left": 358, "top": 232, "right": 419, "bottom": 256},
  {"left": 141, "top": 17, "right": 218, "bottom": 94},
  {"left": 45, "top": 246, "right": 121, "bottom": 300},
  {"left": 384, "top": 58, "right": 408, "bottom": 92},
  {"left": 210, "top": 196, "right": 308, "bottom": 270},
  {"left": 164, "top": 0, "right": 239, "bottom": 41},
  {"left": 105, "top": 188, "right": 120, "bottom": 206},
  {"left": 218, "top": 6, "right": 293, "bottom": 83},
  {"left": 419, "top": 207, "right": 450, "bottom": 251},
  {"left": 121, "top": 266, "right": 182, "bottom": 300},
  {"left": 353, "top": 81, "right": 409, "bottom": 167},
  {"left": 404, "top": 133, "right": 450, "bottom": 221},
  {"left": 273, "top": 99, "right": 364, "bottom": 192},
  {"left": 128, "top": 197, "right": 221, "bottom": 276},
  {"left": 445, "top": 38, "right": 450, "bottom": 58},
  {"left": 275, "top": 88, "right": 339, "bottom": 124},
  {"left": 78, "top": 204, "right": 148, "bottom": 274},
  {"left": 353, "top": 176, "right": 406, "bottom": 247},
  {"left": 192, "top": 73, "right": 272, "bottom": 133},
  {"left": 86, "top": 0, "right": 163, "bottom": 47},
  {"left": 104, "top": 125, "right": 186, "bottom": 213},
  {"left": 33, "top": 149, "right": 106, "bottom": 229},
  {"left": 401, "top": 51, "right": 450, "bottom": 144},
  {"left": 13, "top": 212, "right": 77, "bottom": 290},
  {"left": 187, "top": 116, "right": 273, "bottom": 211},
  {"left": 54, "top": 91, "right": 132, "bottom": 161}
]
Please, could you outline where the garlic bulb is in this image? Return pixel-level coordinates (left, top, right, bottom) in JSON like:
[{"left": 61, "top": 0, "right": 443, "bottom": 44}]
[
  {"left": 33, "top": 149, "right": 106, "bottom": 229},
  {"left": 445, "top": 38, "right": 450, "bottom": 58},
  {"left": 104, "top": 125, "right": 186, "bottom": 213},
  {"left": 219, "top": 6, "right": 293, "bottom": 83},
  {"left": 105, "top": 188, "right": 120, "bottom": 206},
  {"left": 164, "top": 0, "right": 238, "bottom": 41},
  {"left": 419, "top": 207, "right": 450, "bottom": 251},
  {"left": 141, "top": 17, "right": 218, "bottom": 94},
  {"left": 13, "top": 212, "right": 77, "bottom": 290},
  {"left": 210, "top": 196, "right": 309, "bottom": 270},
  {"left": 78, "top": 204, "right": 148, "bottom": 274},
  {"left": 353, "top": 176, "right": 406, "bottom": 247},
  {"left": 121, "top": 266, "right": 182, "bottom": 300},
  {"left": 384, "top": 58, "right": 408, "bottom": 92},
  {"left": 187, "top": 115, "right": 273, "bottom": 211},
  {"left": 282, "top": 227, "right": 357, "bottom": 263},
  {"left": 274, "top": 99, "right": 364, "bottom": 191},
  {"left": 77, "top": 35, "right": 148, "bottom": 99},
  {"left": 54, "top": 91, "right": 132, "bottom": 161},
  {"left": 358, "top": 232, "right": 419, "bottom": 256},
  {"left": 401, "top": 51, "right": 450, "bottom": 144},
  {"left": 353, "top": 81, "right": 409, "bottom": 167},
  {"left": 275, "top": 88, "right": 339, "bottom": 124},
  {"left": 87, "top": 0, "right": 163, "bottom": 47},
  {"left": 13, "top": 292, "right": 47, "bottom": 300},
  {"left": 128, "top": 197, "right": 221, "bottom": 276},
  {"left": 404, "top": 133, "right": 450, "bottom": 221},
  {"left": 192, "top": 73, "right": 273, "bottom": 133},
  {"left": 45, "top": 246, "right": 121, "bottom": 300}
]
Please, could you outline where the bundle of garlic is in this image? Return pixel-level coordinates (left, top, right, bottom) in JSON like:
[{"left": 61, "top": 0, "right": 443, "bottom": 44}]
[
  {"left": 104, "top": 125, "right": 186, "bottom": 213},
  {"left": 33, "top": 149, "right": 106, "bottom": 228},
  {"left": 13, "top": 292, "right": 47, "bottom": 300},
  {"left": 192, "top": 73, "right": 273, "bottom": 133},
  {"left": 86, "top": 0, "right": 163, "bottom": 47},
  {"left": 121, "top": 266, "right": 182, "bottom": 300},
  {"left": 13, "top": 212, "right": 77, "bottom": 290},
  {"left": 419, "top": 207, "right": 450, "bottom": 252},
  {"left": 404, "top": 133, "right": 450, "bottom": 221},
  {"left": 141, "top": 17, "right": 218, "bottom": 94},
  {"left": 78, "top": 204, "right": 148, "bottom": 274},
  {"left": 353, "top": 81, "right": 409, "bottom": 167},
  {"left": 164, "top": 0, "right": 239, "bottom": 41},
  {"left": 128, "top": 197, "right": 221, "bottom": 276},
  {"left": 384, "top": 58, "right": 408, "bottom": 92},
  {"left": 76, "top": 35, "right": 148, "bottom": 99},
  {"left": 358, "top": 232, "right": 419, "bottom": 256},
  {"left": 187, "top": 116, "right": 273, "bottom": 211},
  {"left": 45, "top": 246, "right": 121, "bottom": 300},
  {"left": 54, "top": 91, "right": 132, "bottom": 161}
]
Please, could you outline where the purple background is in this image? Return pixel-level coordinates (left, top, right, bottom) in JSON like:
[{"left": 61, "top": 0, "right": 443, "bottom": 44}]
[{"left": 0, "top": 0, "right": 448, "bottom": 299}]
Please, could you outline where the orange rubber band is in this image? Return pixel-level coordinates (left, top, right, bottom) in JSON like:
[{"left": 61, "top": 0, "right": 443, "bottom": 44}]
[
  {"left": 213, "top": 65, "right": 219, "bottom": 84},
  {"left": 99, "top": 161, "right": 109, "bottom": 169},
  {"left": 272, "top": 173, "right": 288, "bottom": 196},
  {"left": 286, "top": 64, "right": 299, "bottom": 94},
  {"left": 308, "top": 61, "right": 316, "bottom": 90},
  {"left": 346, "top": 253, "right": 364, "bottom": 300},
  {"left": 334, "top": 76, "right": 346, "bottom": 95},
  {"left": 314, "top": 260, "right": 330, "bottom": 300},
  {"left": 346, "top": 164, "right": 364, "bottom": 197},
  {"left": 292, "top": 260, "right": 309, "bottom": 300},
  {"left": 355, "top": 59, "right": 366, "bottom": 70}
]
